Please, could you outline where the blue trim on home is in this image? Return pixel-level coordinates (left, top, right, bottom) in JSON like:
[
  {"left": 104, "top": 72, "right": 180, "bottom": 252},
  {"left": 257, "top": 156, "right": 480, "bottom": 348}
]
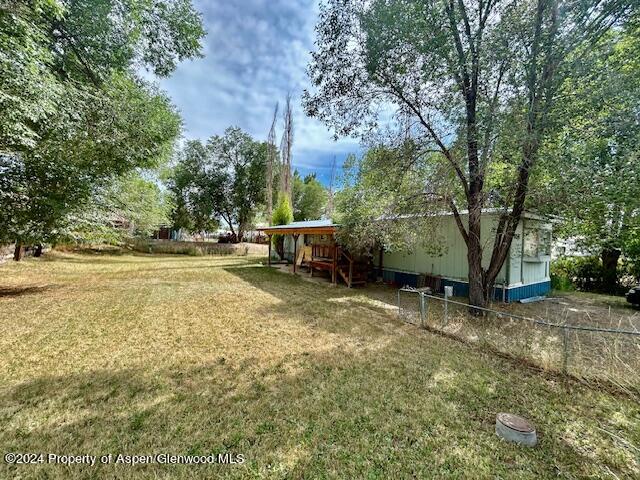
[
  {"left": 440, "top": 278, "right": 470, "bottom": 298},
  {"left": 382, "top": 269, "right": 422, "bottom": 287},
  {"left": 381, "top": 268, "right": 550, "bottom": 303},
  {"left": 505, "top": 281, "right": 551, "bottom": 302}
]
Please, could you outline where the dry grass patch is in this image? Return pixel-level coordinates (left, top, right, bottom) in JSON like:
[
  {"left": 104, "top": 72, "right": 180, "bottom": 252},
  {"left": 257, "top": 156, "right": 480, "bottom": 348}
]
[{"left": 0, "top": 252, "right": 638, "bottom": 479}]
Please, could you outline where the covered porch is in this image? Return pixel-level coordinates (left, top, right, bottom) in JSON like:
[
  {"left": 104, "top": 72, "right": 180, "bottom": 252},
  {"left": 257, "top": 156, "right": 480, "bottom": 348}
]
[{"left": 257, "top": 220, "right": 368, "bottom": 287}]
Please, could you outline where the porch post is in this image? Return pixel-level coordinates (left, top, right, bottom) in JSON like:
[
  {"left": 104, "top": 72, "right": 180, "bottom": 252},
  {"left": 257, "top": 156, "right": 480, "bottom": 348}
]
[
  {"left": 293, "top": 233, "right": 299, "bottom": 274},
  {"left": 332, "top": 244, "right": 337, "bottom": 284},
  {"left": 267, "top": 234, "right": 272, "bottom": 267}
]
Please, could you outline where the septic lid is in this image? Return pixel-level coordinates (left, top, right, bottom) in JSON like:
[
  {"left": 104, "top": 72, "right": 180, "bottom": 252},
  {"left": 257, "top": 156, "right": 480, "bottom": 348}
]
[{"left": 496, "top": 413, "right": 535, "bottom": 433}]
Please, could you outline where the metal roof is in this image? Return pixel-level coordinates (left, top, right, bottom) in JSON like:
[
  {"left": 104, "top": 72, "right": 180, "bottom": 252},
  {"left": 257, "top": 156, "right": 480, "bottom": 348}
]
[
  {"left": 257, "top": 219, "right": 338, "bottom": 231},
  {"left": 377, "top": 209, "right": 550, "bottom": 222}
]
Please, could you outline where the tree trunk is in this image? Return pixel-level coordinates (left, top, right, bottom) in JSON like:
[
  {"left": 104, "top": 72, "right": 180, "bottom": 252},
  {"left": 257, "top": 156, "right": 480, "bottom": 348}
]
[
  {"left": 34, "top": 244, "right": 43, "bottom": 257},
  {"left": 13, "top": 242, "right": 24, "bottom": 261},
  {"left": 467, "top": 199, "right": 489, "bottom": 312},
  {"left": 468, "top": 247, "right": 488, "bottom": 313},
  {"left": 601, "top": 248, "right": 621, "bottom": 293}
]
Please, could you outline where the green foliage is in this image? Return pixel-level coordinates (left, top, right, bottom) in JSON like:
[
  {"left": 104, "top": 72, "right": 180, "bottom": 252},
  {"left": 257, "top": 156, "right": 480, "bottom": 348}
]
[
  {"left": 0, "top": 0, "right": 64, "bottom": 151},
  {"left": 304, "top": 0, "right": 633, "bottom": 305},
  {"left": 112, "top": 174, "right": 173, "bottom": 239},
  {"left": 551, "top": 257, "right": 610, "bottom": 293},
  {"left": 207, "top": 128, "right": 267, "bottom": 241},
  {"left": 0, "top": 0, "right": 203, "bottom": 252},
  {"left": 334, "top": 148, "right": 448, "bottom": 255},
  {"left": 169, "top": 128, "right": 267, "bottom": 241},
  {"left": 271, "top": 192, "right": 293, "bottom": 259},
  {"left": 538, "top": 22, "right": 640, "bottom": 264},
  {"left": 57, "top": 0, "right": 205, "bottom": 80},
  {"left": 0, "top": 76, "right": 181, "bottom": 247},
  {"left": 291, "top": 171, "right": 328, "bottom": 221},
  {"left": 167, "top": 140, "right": 219, "bottom": 234},
  {"left": 272, "top": 192, "right": 293, "bottom": 226},
  {"left": 0, "top": 0, "right": 204, "bottom": 153},
  {"left": 65, "top": 173, "right": 173, "bottom": 244}
]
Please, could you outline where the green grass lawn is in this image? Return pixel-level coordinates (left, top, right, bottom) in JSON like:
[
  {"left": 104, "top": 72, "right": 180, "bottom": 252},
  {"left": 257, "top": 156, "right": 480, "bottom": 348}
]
[{"left": 1, "top": 252, "right": 638, "bottom": 479}]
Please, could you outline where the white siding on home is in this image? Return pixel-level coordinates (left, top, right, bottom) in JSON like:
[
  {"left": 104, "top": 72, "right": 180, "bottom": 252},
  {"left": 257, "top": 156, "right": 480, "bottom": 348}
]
[
  {"left": 381, "top": 214, "right": 503, "bottom": 283},
  {"left": 513, "top": 218, "right": 552, "bottom": 286},
  {"left": 381, "top": 213, "right": 550, "bottom": 287}
]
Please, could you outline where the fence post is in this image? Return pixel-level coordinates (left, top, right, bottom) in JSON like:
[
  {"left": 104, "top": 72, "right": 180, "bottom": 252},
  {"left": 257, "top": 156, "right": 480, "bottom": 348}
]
[
  {"left": 423, "top": 293, "right": 429, "bottom": 329},
  {"left": 444, "top": 286, "right": 453, "bottom": 326},
  {"left": 562, "top": 327, "right": 570, "bottom": 373},
  {"left": 397, "top": 289, "right": 401, "bottom": 319},
  {"left": 419, "top": 292, "right": 425, "bottom": 328}
]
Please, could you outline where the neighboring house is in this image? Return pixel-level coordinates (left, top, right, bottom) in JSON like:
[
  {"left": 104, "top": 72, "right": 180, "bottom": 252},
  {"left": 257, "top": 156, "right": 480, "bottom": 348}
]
[
  {"left": 552, "top": 236, "right": 591, "bottom": 259},
  {"left": 259, "top": 211, "right": 553, "bottom": 303}
]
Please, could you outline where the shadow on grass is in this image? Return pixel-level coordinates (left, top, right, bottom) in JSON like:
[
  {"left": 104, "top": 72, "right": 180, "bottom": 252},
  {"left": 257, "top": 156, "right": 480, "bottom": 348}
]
[
  {"left": 223, "top": 265, "right": 395, "bottom": 324},
  {"left": 44, "top": 252, "right": 266, "bottom": 267},
  {"left": 103, "top": 260, "right": 268, "bottom": 276},
  {"left": 1, "top": 334, "right": 635, "bottom": 479},
  {"left": 0, "top": 284, "right": 57, "bottom": 298}
]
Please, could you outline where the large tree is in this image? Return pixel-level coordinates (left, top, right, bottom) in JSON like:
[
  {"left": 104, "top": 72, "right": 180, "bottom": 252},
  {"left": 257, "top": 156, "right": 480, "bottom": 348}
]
[
  {"left": 0, "top": 0, "right": 64, "bottom": 152},
  {"left": 304, "top": 0, "right": 635, "bottom": 307},
  {"left": 0, "top": 0, "right": 204, "bottom": 257},
  {"left": 537, "top": 21, "right": 640, "bottom": 291},
  {"left": 167, "top": 140, "right": 220, "bottom": 235},
  {"left": 0, "top": 75, "right": 182, "bottom": 257},
  {"left": 170, "top": 129, "right": 267, "bottom": 242},
  {"left": 207, "top": 128, "right": 268, "bottom": 242},
  {"left": 65, "top": 171, "right": 174, "bottom": 244},
  {"left": 1, "top": 0, "right": 204, "bottom": 153},
  {"left": 292, "top": 171, "right": 328, "bottom": 221}
]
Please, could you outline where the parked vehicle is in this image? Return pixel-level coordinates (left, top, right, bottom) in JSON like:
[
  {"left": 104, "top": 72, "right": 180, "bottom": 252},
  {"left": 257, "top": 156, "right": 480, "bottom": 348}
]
[
  {"left": 626, "top": 285, "right": 640, "bottom": 308},
  {"left": 217, "top": 232, "right": 236, "bottom": 244}
]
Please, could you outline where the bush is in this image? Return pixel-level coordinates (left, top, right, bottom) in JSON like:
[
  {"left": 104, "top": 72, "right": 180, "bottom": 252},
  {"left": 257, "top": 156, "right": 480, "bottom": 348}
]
[
  {"left": 550, "top": 268, "right": 574, "bottom": 291},
  {"left": 552, "top": 255, "right": 640, "bottom": 292},
  {"left": 619, "top": 259, "right": 640, "bottom": 288},
  {"left": 272, "top": 193, "right": 293, "bottom": 260},
  {"left": 551, "top": 256, "right": 604, "bottom": 292}
]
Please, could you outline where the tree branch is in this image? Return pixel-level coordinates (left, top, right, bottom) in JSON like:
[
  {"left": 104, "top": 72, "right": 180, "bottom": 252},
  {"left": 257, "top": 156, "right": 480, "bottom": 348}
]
[
  {"left": 445, "top": 0, "right": 471, "bottom": 98},
  {"left": 450, "top": 199, "right": 470, "bottom": 246},
  {"left": 379, "top": 74, "right": 470, "bottom": 199}
]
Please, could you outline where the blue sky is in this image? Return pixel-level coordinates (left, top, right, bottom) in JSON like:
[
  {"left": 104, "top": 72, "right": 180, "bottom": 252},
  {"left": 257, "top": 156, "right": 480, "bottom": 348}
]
[{"left": 154, "top": 0, "right": 361, "bottom": 185}]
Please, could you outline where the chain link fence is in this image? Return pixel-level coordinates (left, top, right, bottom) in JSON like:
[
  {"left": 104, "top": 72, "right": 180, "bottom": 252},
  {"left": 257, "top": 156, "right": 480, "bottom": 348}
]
[{"left": 397, "top": 287, "right": 640, "bottom": 392}]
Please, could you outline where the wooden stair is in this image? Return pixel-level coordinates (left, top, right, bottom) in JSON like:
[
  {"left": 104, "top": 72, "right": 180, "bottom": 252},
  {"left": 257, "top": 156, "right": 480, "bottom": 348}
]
[{"left": 336, "top": 248, "right": 368, "bottom": 288}]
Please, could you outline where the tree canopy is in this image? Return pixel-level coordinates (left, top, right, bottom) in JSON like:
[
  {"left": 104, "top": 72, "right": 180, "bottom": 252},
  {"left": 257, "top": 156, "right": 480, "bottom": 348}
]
[
  {"left": 538, "top": 21, "right": 640, "bottom": 289},
  {"left": 1, "top": 0, "right": 204, "bottom": 153},
  {"left": 66, "top": 172, "right": 174, "bottom": 244},
  {"left": 305, "top": 0, "right": 636, "bottom": 306},
  {"left": 292, "top": 171, "right": 328, "bottom": 221},
  {"left": 271, "top": 191, "right": 294, "bottom": 259},
  {"left": 169, "top": 128, "right": 267, "bottom": 242},
  {"left": 0, "top": 0, "right": 205, "bottom": 257},
  {"left": 0, "top": 74, "right": 182, "bottom": 250}
]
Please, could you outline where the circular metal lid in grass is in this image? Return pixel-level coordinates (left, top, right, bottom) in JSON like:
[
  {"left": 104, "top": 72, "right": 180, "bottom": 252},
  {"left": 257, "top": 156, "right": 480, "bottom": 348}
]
[{"left": 496, "top": 413, "right": 537, "bottom": 447}]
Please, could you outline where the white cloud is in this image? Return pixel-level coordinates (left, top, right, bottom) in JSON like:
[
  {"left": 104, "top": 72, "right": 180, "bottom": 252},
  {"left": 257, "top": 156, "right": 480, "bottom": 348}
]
[{"left": 151, "top": 0, "right": 360, "bottom": 182}]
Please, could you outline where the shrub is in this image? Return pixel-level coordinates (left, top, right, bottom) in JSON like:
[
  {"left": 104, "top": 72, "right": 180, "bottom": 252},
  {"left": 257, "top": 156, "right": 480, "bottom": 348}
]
[
  {"left": 551, "top": 256, "right": 605, "bottom": 292},
  {"left": 619, "top": 259, "right": 640, "bottom": 288},
  {"left": 272, "top": 192, "right": 293, "bottom": 260},
  {"left": 550, "top": 268, "right": 574, "bottom": 291},
  {"left": 553, "top": 255, "right": 640, "bottom": 293}
]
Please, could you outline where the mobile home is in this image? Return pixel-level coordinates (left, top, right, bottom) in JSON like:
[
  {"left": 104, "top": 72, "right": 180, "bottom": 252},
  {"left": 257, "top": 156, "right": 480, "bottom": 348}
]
[
  {"left": 259, "top": 211, "right": 552, "bottom": 302},
  {"left": 376, "top": 211, "right": 552, "bottom": 302}
]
